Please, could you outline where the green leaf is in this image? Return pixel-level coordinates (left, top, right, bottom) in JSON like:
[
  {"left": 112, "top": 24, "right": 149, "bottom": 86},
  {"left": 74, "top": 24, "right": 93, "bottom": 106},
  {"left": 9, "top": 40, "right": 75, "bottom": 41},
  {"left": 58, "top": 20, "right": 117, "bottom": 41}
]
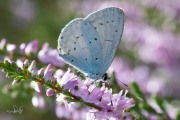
[
  {"left": 130, "top": 82, "right": 145, "bottom": 100},
  {"left": 14, "top": 76, "right": 24, "bottom": 81},
  {"left": 11, "top": 61, "right": 18, "bottom": 68},
  {"left": 0, "top": 61, "right": 5, "bottom": 69},
  {"left": 5, "top": 72, "right": 17, "bottom": 78},
  {"left": 176, "top": 111, "right": 180, "bottom": 120},
  {"left": 139, "top": 103, "right": 157, "bottom": 114},
  {"left": 153, "top": 95, "right": 166, "bottom": 112}
]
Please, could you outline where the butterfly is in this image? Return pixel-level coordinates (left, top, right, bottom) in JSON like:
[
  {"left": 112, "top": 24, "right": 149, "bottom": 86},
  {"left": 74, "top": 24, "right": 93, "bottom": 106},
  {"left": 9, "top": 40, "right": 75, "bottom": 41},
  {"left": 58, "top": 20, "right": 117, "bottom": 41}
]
[{"left": 57, "top": 7, "right": 124, "bottom": 81}]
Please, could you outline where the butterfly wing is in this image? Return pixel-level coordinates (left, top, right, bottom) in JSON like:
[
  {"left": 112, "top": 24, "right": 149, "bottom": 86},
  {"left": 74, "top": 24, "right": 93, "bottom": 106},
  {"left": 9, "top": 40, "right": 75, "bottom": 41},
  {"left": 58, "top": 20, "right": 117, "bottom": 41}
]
[
  {"left": 84, "top": 7, "right": 124, "bottom": 75},
  {"left": 58, "top": 7, "right": 124, "bottom": 80},
  {"left": 58, "top": 18, "right": 103, "bottom": 78}
]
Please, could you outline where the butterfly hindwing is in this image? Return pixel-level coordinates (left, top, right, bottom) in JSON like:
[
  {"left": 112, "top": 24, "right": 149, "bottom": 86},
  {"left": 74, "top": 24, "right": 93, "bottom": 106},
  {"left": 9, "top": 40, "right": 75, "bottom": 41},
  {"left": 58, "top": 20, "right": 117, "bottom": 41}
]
[
  {"left": 58, "top": 18, "right": 103, "bottom": 78},
  {"left": 58, "top": 19, "right": 92, "bottom": 76}
]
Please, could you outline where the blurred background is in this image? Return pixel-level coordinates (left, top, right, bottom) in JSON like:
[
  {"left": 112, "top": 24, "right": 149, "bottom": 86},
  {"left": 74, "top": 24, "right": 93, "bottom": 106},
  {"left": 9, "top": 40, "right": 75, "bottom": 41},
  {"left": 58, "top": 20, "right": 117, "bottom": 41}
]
[{"left": 0, "top": 0, "right": 180, "bottom": 119}]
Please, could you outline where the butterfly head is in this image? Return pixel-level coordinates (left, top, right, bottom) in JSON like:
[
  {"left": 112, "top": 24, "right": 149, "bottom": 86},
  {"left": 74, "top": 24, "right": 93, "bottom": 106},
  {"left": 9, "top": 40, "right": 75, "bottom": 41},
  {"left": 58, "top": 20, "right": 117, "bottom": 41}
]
[{"left": 102, "top": 73, "right": 109, "bottom": 81}]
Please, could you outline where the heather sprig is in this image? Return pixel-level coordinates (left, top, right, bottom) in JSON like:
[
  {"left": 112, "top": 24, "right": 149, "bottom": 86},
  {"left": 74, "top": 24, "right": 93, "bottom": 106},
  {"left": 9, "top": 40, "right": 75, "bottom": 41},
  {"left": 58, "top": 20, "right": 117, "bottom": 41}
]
[
  {"left": 0, "top": 38, "right": 179, "bottom": 120},
  {"left": 0, "top": 59, "right": 134, "bottom": 119},
  {"left": 0, "top": 38, "right": 65, "bottom": 68}
]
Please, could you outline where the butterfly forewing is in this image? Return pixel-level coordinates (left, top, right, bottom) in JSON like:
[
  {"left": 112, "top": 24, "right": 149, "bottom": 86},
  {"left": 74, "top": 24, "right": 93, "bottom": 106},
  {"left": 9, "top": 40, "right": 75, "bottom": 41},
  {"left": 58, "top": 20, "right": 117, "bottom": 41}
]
[{"left": 85, "top": 7, "right": 124, "bottom": 75}]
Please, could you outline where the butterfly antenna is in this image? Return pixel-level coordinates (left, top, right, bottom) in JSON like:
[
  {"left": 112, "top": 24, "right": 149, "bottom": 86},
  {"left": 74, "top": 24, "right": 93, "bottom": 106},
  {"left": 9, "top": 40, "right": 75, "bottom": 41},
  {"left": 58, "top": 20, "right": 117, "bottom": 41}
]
[
  {"left": 109, "top": 73, "right": 129, "bottom": 88},
  {"left": 118, "top": 80, "right": 128, "bottom": 88}
]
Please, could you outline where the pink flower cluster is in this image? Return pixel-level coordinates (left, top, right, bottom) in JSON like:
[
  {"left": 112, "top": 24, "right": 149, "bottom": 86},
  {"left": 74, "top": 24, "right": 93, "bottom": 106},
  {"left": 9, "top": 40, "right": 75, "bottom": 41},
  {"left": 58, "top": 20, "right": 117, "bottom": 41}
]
[
  {"left": 38, "top": 43, "right": 65, "bottom": 67},
  {"left": 16, "top": 59, "right": 134, "bottom": 120},
  {"left": 56, "top": 69, "right": 134, "bottom": 120},
  {"left": 0, "top": 38, "right": 65, "bottom": 67}
]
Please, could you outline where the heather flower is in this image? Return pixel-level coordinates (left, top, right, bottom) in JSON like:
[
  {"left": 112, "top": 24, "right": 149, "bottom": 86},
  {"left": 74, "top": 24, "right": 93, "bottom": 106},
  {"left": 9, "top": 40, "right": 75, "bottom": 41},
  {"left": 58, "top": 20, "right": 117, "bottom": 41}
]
[
  {"left": 6, "top": 44, "right": 16, "bottom": 52},
  {"left": 16, "top": 59, "right": 23, "bottom": 68},
  {"left": 37, "top": 68, "right": 45, "bottom": 76},
  {"left": 46, "top": 88, "right": 54, "bottom": 96},
  {"left": 19, "top": 43, "right": 26, "bottom": 54},
  {"left": 57, "top": 68, "right": 74, "bottom": 85},
  {"left": 63, "top": 80, "right": 79, "bottom": 90},
  {"left": 0, "top": 38, "right": 7, "bottom": 50},
  {"left": 56, "top": 70, "right": 134, "bottom": 119},
  {"left": 34, "top": 83, "right": 42, "bottom": 93},
  {"left": 31, "top": 68, "right": 38, "bottom": 77},
  {"left": 30, "top": 81, "right": 43, "bottom": 94},
  {"left": 44, "top": 69, "right": 52, "bottom": 82},
  {"left": 43, "top": 64, "right": 53, "bottom": 82},
  {"left": 55, "top": 104, "right": 71, "bottom": 119},
  {"left": 56, "top": 103, "right": 87, "bottom": 120},
  {"left": 86, "top": 90, "right": 134, "bottom": 120},
  {"left": 27, "top": 60, "right": 36, "bottom": 72},
  {"left": 56, "top": 93, "right": 71, "bottom": 109},
  {"left": 23, "top": 59, "right": 29, "bottom": 68},
  {"left": 54, "top": 69, "right": 64, "bottom": 82},
  {"left": 32, "top": 95, "right": 45, "bottom": 109},
  {"left": 44, "top": 64, "right": 52, "bottom": 74},
  {"left": 25, "top": 40, "right": 39, "bottom": 55},
  {"left": 38, "top": 43, "right": 65, "bottom": 67}
]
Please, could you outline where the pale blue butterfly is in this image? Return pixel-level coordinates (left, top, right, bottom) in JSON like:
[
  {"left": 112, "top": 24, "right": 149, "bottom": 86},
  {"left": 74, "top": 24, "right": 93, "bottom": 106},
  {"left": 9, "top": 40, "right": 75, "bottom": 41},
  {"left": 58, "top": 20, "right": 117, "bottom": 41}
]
[{"left": 57, "top": 7, "right": 124, "bottom": 80}]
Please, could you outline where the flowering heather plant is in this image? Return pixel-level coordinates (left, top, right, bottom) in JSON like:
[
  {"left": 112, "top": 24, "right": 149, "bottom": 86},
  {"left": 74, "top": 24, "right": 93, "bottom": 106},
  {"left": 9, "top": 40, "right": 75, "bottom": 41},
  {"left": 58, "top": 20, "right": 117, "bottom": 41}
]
[{"left": 0, "top": 38, "right": 179, "bottom": 120}]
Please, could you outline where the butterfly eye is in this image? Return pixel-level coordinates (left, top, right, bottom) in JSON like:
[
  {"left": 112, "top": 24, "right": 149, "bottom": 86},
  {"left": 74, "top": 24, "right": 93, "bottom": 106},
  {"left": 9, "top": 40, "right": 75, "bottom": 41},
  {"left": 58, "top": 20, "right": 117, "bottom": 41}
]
[{"left": 102, "top": 73, "right": 108, "bottom": 80}]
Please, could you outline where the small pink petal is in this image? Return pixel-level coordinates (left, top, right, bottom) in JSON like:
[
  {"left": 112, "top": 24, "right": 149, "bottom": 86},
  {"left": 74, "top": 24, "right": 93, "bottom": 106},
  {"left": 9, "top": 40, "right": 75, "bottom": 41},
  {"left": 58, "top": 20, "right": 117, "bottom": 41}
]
[
  {"left": 46, "top": 88, "right": 54, "bottom": 96},
  {"left": 44, "top": 69, "right": 52, "bottom": 82},
  {"left": 6, "top": 44, "right": 16, "bottom": 52}
]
